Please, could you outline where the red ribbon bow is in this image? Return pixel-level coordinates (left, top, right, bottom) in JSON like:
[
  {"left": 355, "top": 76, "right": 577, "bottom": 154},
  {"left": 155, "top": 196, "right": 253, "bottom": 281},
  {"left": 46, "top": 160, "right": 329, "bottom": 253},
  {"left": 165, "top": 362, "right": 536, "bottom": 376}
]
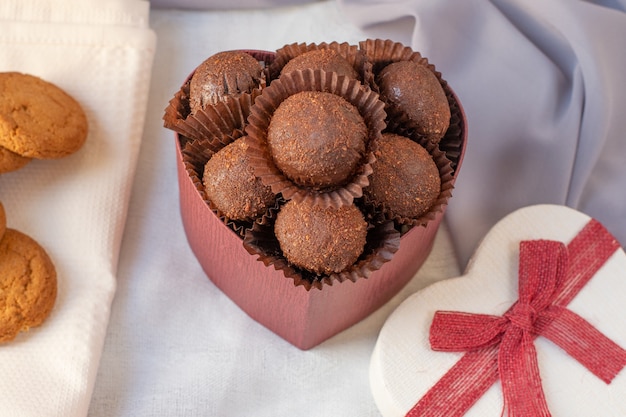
[{"left": 408, "top": 219, "right": 626, "bottom": 417}]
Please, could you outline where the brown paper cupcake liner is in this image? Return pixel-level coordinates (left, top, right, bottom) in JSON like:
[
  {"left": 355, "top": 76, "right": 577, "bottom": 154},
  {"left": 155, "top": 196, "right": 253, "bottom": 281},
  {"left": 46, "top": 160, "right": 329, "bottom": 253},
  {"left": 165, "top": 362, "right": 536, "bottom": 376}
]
[
  {"left": 362, "top": 133, "right": 455, "bottom": 231},
  {"left": 163, "top": 82, "right": 195, "bottom": 139},
  {"left": 181, "top": 136, "right": 279, "bottom": 237},
  {"left": 243, "top": 214, "right": 401, "bottom": 291},
  {"left": 245, "top": 68, "right": 386, "bottom": 209},
  {"left": 164, "top": 79, "right": 262, "bottom": 145},
  {"left": 359, "top": 39, "right": 430, "bottom": 72},
  {"left": 437, "top": 88, "right": 466, "bottom": 174},
  {"left": 360, "top": 39, "right": 466, "bottom": 174},
  {"left": 268, "top": 41, "right": 374, "bottom": 87}
]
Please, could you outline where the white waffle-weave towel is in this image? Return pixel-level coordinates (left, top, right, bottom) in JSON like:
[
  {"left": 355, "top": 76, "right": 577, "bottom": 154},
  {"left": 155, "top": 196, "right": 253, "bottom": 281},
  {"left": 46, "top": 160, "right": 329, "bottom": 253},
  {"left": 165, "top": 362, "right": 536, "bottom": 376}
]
[{"left": 0, "top": 1, "right": 156, "bottom": 416}]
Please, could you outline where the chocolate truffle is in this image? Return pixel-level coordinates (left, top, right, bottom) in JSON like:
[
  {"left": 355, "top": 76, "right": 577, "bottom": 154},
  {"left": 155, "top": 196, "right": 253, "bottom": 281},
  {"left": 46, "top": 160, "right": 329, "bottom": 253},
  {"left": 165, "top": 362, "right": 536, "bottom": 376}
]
[
  {"left": 267, "top": 91, "right": 368, "bottom": 189},
  {"left": 190, "top": 51, "right": 264, "bottom": 113},
  {"left": 376, "top": 61, "right": 450, "bottom": 142},
  {"left": 274, "top": 199, "right": 367, "bottom": 275},
  {"left": 280, "top": 49, "right": 358, "bottom": 80},
  {"left": 203, "top": 137, "right": 276, "bottom": 221},
  {"left": 365, "top": 133, "right": 440, "bottom": 219}
]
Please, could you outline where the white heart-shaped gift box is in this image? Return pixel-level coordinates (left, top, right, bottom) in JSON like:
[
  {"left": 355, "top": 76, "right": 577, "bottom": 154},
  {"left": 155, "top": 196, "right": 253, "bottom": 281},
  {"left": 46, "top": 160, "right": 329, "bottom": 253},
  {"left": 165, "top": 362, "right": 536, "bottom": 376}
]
[{"left": 370, "top": 204, "right": 626, "bottom": 416}]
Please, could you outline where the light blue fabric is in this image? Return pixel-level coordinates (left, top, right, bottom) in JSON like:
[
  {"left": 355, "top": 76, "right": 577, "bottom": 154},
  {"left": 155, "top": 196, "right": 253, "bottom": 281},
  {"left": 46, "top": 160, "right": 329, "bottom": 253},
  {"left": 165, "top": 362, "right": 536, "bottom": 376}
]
[{"left": 150, "top": 0, "right": 319, "bottom": 10}]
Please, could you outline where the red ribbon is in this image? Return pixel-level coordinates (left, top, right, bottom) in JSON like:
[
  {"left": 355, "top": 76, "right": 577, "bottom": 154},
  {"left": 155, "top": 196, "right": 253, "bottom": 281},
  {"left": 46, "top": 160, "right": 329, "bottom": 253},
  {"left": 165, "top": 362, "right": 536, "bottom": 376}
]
[{"left": 407, "top": 219, "right": 626, "bottom": 417}]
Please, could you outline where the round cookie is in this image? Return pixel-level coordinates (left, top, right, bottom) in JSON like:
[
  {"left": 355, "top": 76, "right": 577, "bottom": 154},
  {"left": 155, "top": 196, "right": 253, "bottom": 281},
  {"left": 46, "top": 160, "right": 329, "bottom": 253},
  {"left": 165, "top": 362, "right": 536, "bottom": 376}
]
[
  {"left": 267, "top": 91, "right": 368, "bottom": 189},
  {"left": 203, "top": 137, "right": 276, "bottom": 221},
  {"left": 0, "top": 146, "right": 31, "bottom": 174},
  {"left": 0, "top": 72, "right": 88, "bottom": 159},
  {"left": 376, "top": 61, "right": 450, "bottom": 142},
  {"left": 0, "top": 228, "right": 57, "bottom": 343},
  {"left": 280, "top": 49, "right": 358, "bottom": 80},
  {"left": 274, "top": 199, "right": 367, "bottom": 275},
  {"left": 365, "top": 133, "right": 440, "bottom": 219},
  {"left": 190, "top": 51, "right": 264, "bottom": 113}
]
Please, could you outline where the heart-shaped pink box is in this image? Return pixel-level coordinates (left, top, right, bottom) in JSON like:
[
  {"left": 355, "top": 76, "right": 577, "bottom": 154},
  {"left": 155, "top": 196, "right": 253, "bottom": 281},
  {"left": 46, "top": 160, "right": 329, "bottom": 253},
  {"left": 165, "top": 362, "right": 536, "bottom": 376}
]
[{"left": 173, "top": 48, "right": 467, "bottom": 350}]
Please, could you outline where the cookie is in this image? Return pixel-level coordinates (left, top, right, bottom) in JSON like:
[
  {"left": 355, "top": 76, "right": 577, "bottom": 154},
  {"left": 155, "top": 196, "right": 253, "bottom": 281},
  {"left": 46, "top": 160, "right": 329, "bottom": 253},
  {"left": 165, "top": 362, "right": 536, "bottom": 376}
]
[
  {"left": 0, "top": 72, "right": 88, "bottom": 159},
  {"left": 0, "top": 228, "right": 57, "bottom": 343},
  {"left": 0, "top": 145, "right": 31, "bottom": 174},
  {"left": 0, "top": 202, "right": 5, "bottom": 239}
]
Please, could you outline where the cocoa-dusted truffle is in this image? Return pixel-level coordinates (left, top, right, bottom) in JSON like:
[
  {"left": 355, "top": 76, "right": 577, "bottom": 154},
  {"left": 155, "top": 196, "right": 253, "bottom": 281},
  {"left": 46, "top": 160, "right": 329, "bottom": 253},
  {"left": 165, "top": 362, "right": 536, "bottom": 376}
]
[
  {"left": 274, "top": 199, "right": 367, "bottom": 275},
  {"left": 189, "top": 51, "right": 264, "bottom": 113},
  {"left": 267, "top": 91, "right": 368, "bottom": 189},
  {"left": 365, "top": 133, "right": 440, "bottom": 219},
  {"left": 376, "top": 61, "right": 450, "bottom": 142},
  {"left": 203, "top": 137, "right": 275, "bottom": 221},
  {"left": 280, "top": 49, "right": 358, "bottom": 80}
]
